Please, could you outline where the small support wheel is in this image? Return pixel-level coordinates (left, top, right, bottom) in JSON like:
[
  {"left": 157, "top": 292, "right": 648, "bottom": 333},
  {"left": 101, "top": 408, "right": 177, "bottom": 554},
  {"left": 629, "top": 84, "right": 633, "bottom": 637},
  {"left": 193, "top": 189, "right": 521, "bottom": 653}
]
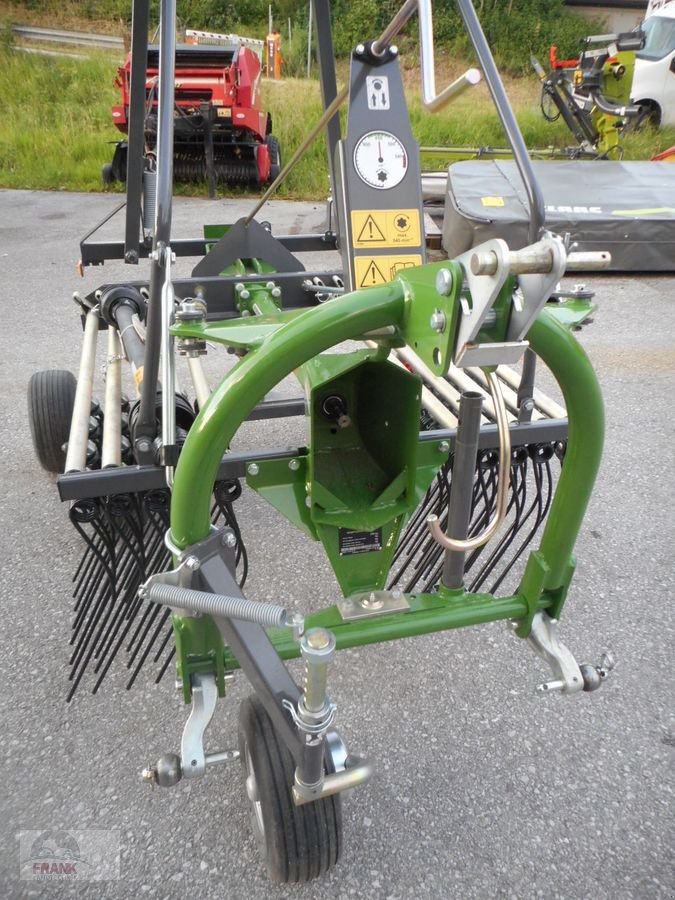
[
  {"left": 27, "top": 369, "right": 76, "bottom": 473},
  {"left": 266, "top": 135, "right": 281, "bottom": 182},
  {"left": 101, "top": 162, "right": 115, "bottom": 185},
  {"left": 238, "top": 694, "right": 342, "bottom": 883}
]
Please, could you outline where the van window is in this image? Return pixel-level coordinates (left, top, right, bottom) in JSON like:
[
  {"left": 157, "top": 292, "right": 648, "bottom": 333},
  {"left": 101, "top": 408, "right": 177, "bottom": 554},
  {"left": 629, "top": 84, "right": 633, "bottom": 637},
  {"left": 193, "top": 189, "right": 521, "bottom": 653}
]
[{"left": 637, "top": 15, "right": 675, "bottom": 60}]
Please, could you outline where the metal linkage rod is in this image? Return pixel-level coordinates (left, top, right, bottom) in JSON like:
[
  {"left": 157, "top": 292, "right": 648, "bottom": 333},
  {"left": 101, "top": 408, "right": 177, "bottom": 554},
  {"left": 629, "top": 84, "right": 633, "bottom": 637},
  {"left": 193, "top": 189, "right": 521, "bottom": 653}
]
[
  {"left": 65, "top": 307, "right": 100, "bottom": 473},
  {"left": 456, "top": 0, "right": 545, "bottom": 243},
  {"left": 371, "top": 0, "right": 417, "bottom": 55},
  {"left": 244, "top": 85, "right": 349, "bottom": 224},
  {"left": 135, "top": 0, "right": 177, "bottom": 460}
]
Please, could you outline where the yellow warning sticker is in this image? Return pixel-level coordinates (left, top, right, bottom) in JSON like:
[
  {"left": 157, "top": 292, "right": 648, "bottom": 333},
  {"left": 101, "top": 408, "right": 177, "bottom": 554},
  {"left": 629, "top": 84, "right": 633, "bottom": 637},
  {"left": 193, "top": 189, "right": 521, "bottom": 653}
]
[
  {"left": 351, "top": 209, "right": 421, "bottom": 249},
  {"left": 481, "top": 196, "right": 505, "bottom": 207},
  {"left": 354, "top": 254, "right": 423, "bottom": 287}
]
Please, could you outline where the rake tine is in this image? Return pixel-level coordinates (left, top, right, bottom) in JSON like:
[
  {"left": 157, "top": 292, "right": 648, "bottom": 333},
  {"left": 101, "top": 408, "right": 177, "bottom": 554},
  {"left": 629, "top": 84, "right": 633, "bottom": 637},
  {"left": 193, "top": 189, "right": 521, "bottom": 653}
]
[
  {"left": 155, "top": 643, "right": 176, "bottom": 684},
  {"left": 126, "top": 607, "right": 171, "bottom": 689}
]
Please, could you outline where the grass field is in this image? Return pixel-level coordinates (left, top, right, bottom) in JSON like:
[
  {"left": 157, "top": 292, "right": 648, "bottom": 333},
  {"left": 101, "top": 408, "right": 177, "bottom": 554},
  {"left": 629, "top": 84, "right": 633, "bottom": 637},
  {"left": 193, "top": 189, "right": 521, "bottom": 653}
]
[{"left": 1, "top": 43, "right": 674, "bottom": 198}]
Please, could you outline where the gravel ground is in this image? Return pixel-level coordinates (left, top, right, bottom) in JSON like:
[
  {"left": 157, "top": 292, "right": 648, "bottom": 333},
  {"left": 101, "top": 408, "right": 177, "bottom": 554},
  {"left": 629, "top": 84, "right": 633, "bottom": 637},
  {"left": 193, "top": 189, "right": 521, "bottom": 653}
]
[{"left": 1, "top": 189, "right": 673, "bottom": 900}]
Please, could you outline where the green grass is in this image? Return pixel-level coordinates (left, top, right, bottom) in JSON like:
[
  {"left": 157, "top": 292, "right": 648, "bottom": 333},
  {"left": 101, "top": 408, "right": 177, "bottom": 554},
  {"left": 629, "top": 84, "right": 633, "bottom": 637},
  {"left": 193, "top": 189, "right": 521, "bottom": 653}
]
[{"left": 2, "top": 46, "right": 675, "bottom": 198}]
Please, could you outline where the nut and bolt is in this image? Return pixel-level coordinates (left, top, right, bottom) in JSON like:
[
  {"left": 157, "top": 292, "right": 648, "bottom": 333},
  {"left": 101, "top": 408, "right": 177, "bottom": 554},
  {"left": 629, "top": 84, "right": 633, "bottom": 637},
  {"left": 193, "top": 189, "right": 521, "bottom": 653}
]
[
  {"left": 185, "top": 556, "right": 200, "bottom": 572},
  {"left": 438, "top": 440, "right": 450, "bottom": 454},
  {"left": 430, "top": 310, "right": 446, "bottom": 333},
  {"left": 222, "top": 532, "right": 237, "bottom": 549},
  {"left": 435, "top": 268, "right": 454, "bottom": 296}
]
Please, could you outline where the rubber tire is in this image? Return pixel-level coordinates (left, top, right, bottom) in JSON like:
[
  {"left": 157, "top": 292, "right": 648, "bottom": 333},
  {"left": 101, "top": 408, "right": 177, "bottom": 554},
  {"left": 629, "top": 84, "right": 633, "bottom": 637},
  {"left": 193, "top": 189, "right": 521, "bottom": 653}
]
[
  {"left": 28, "top": 369, "right": 76, "bottom": 473},
  {"left": 101, "top": 162, "right": 115, "bottom": 185},
  {"left": 238, "top": 694, "right": 342, "bottom": 884},
  {"left": 266, "top": 135, "right": 281, "bottom": 182},
  {"left": 627, "top": 103, "right": 660, "bottom": 132}
]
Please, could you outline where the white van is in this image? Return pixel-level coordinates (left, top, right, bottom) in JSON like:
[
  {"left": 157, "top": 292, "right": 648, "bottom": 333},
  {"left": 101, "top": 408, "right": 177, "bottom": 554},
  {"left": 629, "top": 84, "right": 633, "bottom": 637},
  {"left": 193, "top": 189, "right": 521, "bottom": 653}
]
[{"left": 631, "top": 0, "right": 675, "bottom": 125}]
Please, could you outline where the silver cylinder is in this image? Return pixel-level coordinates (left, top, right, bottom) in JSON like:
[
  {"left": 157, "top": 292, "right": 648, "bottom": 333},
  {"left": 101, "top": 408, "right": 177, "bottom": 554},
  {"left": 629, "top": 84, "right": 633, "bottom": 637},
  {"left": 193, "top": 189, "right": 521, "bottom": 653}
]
[
  {"left": 300, "top": 628, "right": 336, "bottom": 714},
  {"left": 64, "top": 307, "right": 100, "bottom": 473},
  {"left": 101, "top": 328, "right": 122, "bottom": 468},
  {"left": 187, "top": 356, "right": 212, "bottom": 409}
]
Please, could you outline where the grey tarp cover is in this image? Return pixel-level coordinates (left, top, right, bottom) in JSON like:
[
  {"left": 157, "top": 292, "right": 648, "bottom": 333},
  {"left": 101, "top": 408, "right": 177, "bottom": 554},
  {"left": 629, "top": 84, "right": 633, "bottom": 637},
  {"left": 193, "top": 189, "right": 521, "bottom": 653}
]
[{"left": 442, "top": 159, "right": 675, "bottom": 271}]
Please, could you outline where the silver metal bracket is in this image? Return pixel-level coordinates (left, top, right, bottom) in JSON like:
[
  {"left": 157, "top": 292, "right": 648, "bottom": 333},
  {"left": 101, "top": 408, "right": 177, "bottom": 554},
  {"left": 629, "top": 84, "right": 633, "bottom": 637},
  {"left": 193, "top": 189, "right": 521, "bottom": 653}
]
[
  {"left": 141, "top": 672, "right": 239, "bottom": 788},
  {"left": 524, "top": 610, "right": 584, "bottom": 695},
  {"left": 181, "top": 672, "right": 220, "bottom": 778},
  {"left": 453, "top": 233, "right": 567, "bottom": 369},
  {"left": 337, "top": 588, "right": 410, "bottom": 621}
]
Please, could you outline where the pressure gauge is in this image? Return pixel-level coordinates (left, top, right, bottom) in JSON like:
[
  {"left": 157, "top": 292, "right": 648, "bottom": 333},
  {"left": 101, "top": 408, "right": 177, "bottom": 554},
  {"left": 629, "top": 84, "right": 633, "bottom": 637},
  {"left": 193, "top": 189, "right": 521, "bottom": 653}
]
[{"left": 353, "top": 130, "right": 408, "bottom": 190}]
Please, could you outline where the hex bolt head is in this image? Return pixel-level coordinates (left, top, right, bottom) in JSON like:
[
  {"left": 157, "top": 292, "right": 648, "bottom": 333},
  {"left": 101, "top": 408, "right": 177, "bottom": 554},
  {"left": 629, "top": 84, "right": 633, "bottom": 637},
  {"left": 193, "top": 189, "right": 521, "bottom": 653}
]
[
  {"left": 247, "top": 463, "right": 259, "bottom": 476},
  {"left": 222, "top": 532, "right": 237, "bottom": 548},
  {"left": 288, "top": 458, "right": 300, "bottom": 471},
  {"left": 185, "top": 556, "right": 200, "bottom": 572},
  {"left": 438, "top": 440, "right": 450, "bottom": 453},
  {"left": 435, "top": 268, "right": 453, "bottom": 296}
]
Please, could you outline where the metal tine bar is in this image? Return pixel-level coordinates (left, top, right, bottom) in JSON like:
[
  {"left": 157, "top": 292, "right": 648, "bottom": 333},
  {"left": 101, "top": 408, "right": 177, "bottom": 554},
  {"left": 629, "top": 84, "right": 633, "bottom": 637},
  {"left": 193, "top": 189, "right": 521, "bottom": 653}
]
[
  {"left": 91, "top": 594, "right": 147, "bottom": 694},
  {"left": 467, "top": 457, "right": 528, "bottom": 587},
  {"left": 126, "top": 607, "right": 172, "bottom": 689},
  {"left": 70, "top": 518, "right": 116, "bottom": 638},
  {"left": 151, "top": 623, "right": 174, "bottom": 664},
  {"left": 479, "top": 455, "right": 555, "bottom": 593},
  {"left": 155, "top": 644, "right": 176, "bottom": 684}
]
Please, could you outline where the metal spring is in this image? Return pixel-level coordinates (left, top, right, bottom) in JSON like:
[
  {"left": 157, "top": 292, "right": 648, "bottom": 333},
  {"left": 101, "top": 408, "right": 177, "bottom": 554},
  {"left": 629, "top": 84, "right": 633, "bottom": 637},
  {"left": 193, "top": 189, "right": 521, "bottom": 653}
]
[{"left": 146, "top": 582, "right": 288, "bottom": 628}]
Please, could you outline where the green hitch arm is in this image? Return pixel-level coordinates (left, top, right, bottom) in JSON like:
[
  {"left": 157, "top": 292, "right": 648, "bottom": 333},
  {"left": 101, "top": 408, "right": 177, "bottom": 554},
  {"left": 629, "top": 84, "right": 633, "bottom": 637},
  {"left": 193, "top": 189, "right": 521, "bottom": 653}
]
[
  {"left": 170, "top": 282, "right": 407, "bottom": 550},
  {"left": 517, "top": 308, "right": 605, "bottom": 633}
]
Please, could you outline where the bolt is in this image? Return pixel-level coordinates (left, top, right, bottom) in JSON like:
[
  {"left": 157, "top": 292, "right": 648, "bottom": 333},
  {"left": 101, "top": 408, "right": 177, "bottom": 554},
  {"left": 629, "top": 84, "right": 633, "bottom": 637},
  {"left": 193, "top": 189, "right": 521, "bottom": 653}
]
[
  {"left": 306, "top": 629, "right": 331, "bottom": 650},
  {"left": 355, "top": 43, "right": 365, "bottom": 55},
  {"left": 222, "top": 532, "right": 237, "bottom": 548},
  {"left": 136, "top": 438, "right": 152, "bottom": 453},
  {"left": 271, "top": 287, "right": 282, "bottom": 299},
  {"left": 430, "top": 310, "right": 446, "bottom": 333},
  {"left": 185, "top": 556, "right": 200, "bottom": 572},
  {"left": 288, "top": 458, "right": 300, "bottom": 471},
  {"left": 435, "top": 268, "right": 453, "bottom": 296},
  {"left": 266, "top": 281, "right": 275, "bottom": 290},
  {"left": 175, "top": 679, "right": 183, "bottom": 691},
  {"left": 438, "top": 440, "right": 450, "bottom": 454},
  {"left": 141, "top": 767, "right": 157, "bottom": 783},
  {"left": 248, "top": 463, "right": 259, "bottom": 476},
  {"left": 239, "top": 289, "right": 250, "bottom": 301}
]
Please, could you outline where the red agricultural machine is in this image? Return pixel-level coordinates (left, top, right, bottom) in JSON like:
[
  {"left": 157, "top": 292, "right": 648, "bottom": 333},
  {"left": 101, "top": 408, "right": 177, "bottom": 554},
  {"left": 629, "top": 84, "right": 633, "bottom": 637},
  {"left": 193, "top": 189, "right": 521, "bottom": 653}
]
[{"left": 104, "top": 31, "right": 281, "bottom": 193}]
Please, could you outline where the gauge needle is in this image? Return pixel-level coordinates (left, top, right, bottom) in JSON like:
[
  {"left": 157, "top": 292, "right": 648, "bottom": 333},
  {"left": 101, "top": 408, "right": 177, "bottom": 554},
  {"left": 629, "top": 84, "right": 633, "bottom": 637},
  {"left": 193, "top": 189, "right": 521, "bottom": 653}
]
[{"left": 378, "top": 141, "right": 383, "bottom": 163}]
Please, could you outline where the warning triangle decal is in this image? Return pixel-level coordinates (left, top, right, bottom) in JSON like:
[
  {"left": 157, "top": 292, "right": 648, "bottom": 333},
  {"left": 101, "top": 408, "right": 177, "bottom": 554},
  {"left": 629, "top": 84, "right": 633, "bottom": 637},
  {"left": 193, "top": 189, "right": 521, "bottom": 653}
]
[
  {"left": 358, "top": 259, "right": 386, "bottom": 286},
  {"left": 356, "top": 215, "right": 386, "bottom": 243}
]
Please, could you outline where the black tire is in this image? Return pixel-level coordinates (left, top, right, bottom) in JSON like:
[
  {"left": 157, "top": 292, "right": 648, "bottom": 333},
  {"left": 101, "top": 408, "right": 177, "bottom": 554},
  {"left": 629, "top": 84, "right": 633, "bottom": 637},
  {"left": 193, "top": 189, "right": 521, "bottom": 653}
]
[
  {"left": 28, "top": 369, "right": 76, "bottom": 473},
  {"left": 266, "top": 135, "right": 281, "bottom": 182},
  {"left": 238, "top": 694, "right": 342, "bottom": 884},
  {"left": 626, "top": 102, "right": 660, "bottom": 132},
  {"left": 101, "top": 162, "right": 115, "bottom": 185}
]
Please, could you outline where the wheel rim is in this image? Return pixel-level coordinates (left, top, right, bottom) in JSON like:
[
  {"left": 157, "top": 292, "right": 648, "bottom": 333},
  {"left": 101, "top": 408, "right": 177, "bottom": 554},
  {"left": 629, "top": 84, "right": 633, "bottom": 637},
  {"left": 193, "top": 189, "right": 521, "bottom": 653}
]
[{"left": 244, "top": 743, "right": 265, "bottom": 842}]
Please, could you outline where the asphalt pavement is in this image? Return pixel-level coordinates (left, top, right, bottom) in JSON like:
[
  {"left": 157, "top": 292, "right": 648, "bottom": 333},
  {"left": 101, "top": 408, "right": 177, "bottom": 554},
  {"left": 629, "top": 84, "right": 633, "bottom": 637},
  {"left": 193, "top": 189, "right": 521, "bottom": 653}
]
[{"left": 1, "top": 188, "right": 673, "bottom": 899}]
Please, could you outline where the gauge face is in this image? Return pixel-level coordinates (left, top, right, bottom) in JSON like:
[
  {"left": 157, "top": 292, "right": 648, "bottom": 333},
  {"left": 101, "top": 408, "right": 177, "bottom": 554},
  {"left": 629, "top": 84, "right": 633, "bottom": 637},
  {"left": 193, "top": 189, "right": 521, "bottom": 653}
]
[{"left": 353, "top": 130, "right": 407, "bottom": 190}]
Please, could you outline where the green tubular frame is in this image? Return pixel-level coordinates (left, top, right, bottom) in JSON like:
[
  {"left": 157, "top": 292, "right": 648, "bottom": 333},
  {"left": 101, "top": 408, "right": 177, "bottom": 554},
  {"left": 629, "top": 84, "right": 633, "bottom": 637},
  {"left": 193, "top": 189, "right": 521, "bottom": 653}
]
[{"left": 169, "top": 282, "right": 603, "bottom": 670}]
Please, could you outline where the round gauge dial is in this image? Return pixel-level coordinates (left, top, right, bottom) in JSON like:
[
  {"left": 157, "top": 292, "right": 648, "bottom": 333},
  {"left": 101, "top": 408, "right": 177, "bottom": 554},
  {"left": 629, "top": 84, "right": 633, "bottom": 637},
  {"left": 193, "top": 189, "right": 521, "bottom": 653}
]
[{"left": 353, "top": 130, "right": 408, "bottom": 190}]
